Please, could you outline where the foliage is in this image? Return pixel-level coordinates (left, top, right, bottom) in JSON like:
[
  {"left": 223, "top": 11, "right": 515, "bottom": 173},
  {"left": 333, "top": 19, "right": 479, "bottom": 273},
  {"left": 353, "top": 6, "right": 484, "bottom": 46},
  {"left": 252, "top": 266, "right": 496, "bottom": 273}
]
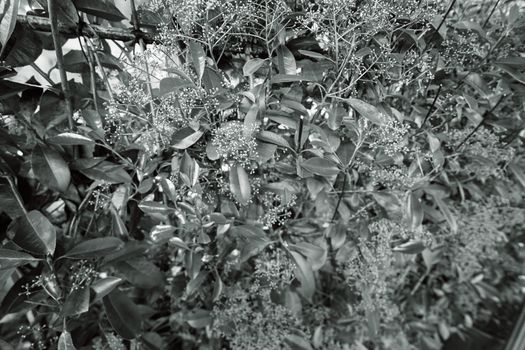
[{"left": 1, "top": 0, "right": 525, "bottom": 349}]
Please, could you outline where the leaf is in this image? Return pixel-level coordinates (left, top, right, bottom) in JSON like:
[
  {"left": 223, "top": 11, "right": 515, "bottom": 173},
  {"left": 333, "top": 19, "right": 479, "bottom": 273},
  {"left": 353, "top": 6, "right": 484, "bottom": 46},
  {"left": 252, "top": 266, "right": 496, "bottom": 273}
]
[
  {"left": 392, "top": 240, "right": 426, "bottom": 254},
  {"left": 255, "top": 141, "right": 277, "bottom": 163},
  {"left": 48, "top": 132, "right": 95, "bottom": 146},
  {"left": 284, "top": 334, "right": 314, "bottom": 350},
  {"left": 509, "top": 164, "right": 525, "bottom": 189},
  {"left": 229, "top": 165, "right": 251, "bottom": 206},
  {"left": 138, "top": 201, "right": 175, "bottom": 215},
  {"left": 78, "top": 161, "right": 132, "bottom": 184},
  {"left": 298, "top": 49, "right": 330, "bottom": 60},
  {"left": 289, "top": 250, "right": 315, "bottom": 300},
  {"left": 36, "top": 0, "right": 79, "bottom": 25},
  {"left": 434, "top": 197, "right": 458, "bottom": 234},
  {"left": 0, "top": 183, "right": 25, "bottom": 220},
  {"left": 243, "top": 103, "right": 259, "bottom": 131},
  {"left": 188, "top": 41, "right": 205, "bottom": 81},
  {"left": 257, "top": 130, "right": 292, "bottom": 149},
  {"left": 11, "top": 210, "right": 56, "bottom": 256},
  {"left": 171, "top": 127, "right": 203, "bottom": 149},
  {"left": 31, "top": 144, "right": 71, "bottom": 192},
  {"left": 186, "top": 309, "right": 211, "bottom": 329},
  {"left": 62, "top": 285, "right": 90, "bottom": 316},
  {"left": 57, "top": 331, "right": 76, "bottom": 350},
  {"left": 91, "top": 277, "right": 123, "bottom": 302},
  {"left": 406, "top": 192, "right": 424, "bottom": 231},
  {"left": 0, "top": 0, "right": 20, "bottom": 50},
  {"left": 180, "top": 152, "right": 199, "bottom": 187},
  {"left": 159, "top": 77, "right": 194, "bottom": 96},
  {"left": 63, "top": 237, "right": 124, "bottom": 259},
  {"left": 271, "top": 74, "right": 312, "bottom": 84},
  {"left": 230, "top": 225, "right": 270, "bottom": 262},
  {"left": 3, "top": 23, "right": 43, "bottom": 67},
  {"left": 103, "top": 289, "right": 142, "bottom": 340},
  {"left": 344, "top": 98, "right": 385, "bottom": 125},
  {"left": 243, "top": 58, "right": 266, "bottom": 76},
  {"left": 301, "top": 157, "right": 340, "bottom": 176},
  {"left": 0, "top": 249, "right": 40, "bottom": 270},
  {"left": 277, "top": 45, "right": 297, "bottom": 75},
  {"left": 73, "top": 0, "right": 127, "bottom": 21},
  {"left": 113, "top": 259, "right": 164, "bottom": 289},
  {"left": 289, "top": 242, "right": 327, "bottom": 271}
]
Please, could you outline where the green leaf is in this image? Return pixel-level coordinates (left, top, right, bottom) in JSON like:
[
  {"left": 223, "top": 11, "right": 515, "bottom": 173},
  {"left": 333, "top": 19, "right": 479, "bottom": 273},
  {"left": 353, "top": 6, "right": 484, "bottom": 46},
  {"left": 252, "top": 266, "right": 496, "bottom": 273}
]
[
  {"left": 171, "top": 127, "right": 203, "bottom": 149},
  {"left": 257, "top": 130, "right": 292, "bottom": 149},
  {"left": 36, "top": 0, "right": 79, "bottom": 25},
  {"left": 63, "top": 237, "right": 124, "bottom": 259},
  {"left": 434, "top": 197, "right": 458, "bottom": 234},
  {"left": 57, "top": 331, "right": 76, "bottom": 350},
  {"left": 255, "top": 141, "right": 277, "bottom": 163},
  {"left": 0, "top": 248, "right": 40, "bottom": 270},
  {"left": 180, "top": 151, "right": 199, "bottom": 187},
  {"left": 31, "top": 145, "right": 71, "bottom": 192},
  {"left": 62, "top": 285, "right": 90, "bottom": 316},
  {"left": 3, "top": 23, "right": 43, "bottom": 67},
  {"left": 229, "top": 165, "right": 251, "bottom": 206},
  {"left": 74, "top": 0, "right": 127, "bottom": 21},
  {"left": 289, "top": 242, "right": 327, "bottom": 271},
  {"left": 284, "top": 334, "right": 314, "bottom": 350},
  {"left": 406, "top": 192, "right": 424, "bottom": 231},
  {"left": 138, "top": 201, "right": 175, "bottom": 215},
  {"left": 159, "top": 77, "right": 194, "bottom": 96},
  {"left": 113, "top": 259, "right": 164, "bottom": 289},
  {"left": 298, "top": 49, "right": 330, "bottom": 60},
  {"left": 11, "top": 210, "right": 56, "bottom": 256},
  {"left": 243, "top": 58, "right": 266, "bottom": 76},
  {"left": 185, "top": 309, "right": 211, "bottom": 329},
  {"left": 509, "top": 164, "right": 525, "bottom": 189},
  {"left": 289, "top": 250, "right": 315, "bottom": 300},
  {"left": 0, "top": 183, "right": 25, "bottom": 220},
  {"left": 0, "top": 0, "right": 20, "bottom": 51},
  {"left": 78, "top": 161, "right": 132, "bottom": 184},
  {"left": 301, "top": 157, "right": 340, "bottom": 176},
  {"left": 344, "top": 98, "right": 385, "bottom": 125},
  {"left": 188, "top": 41, "right": 205, "bottom": 81},
  {"left": 48, "top": 132, "right": 95, "bottom": 146},
  {"left": 91, "top": 277, "right": 123, "bottom": 302},
  {"left": 103, "top": 289, "right": 142, "bottom": 340},
  {"left": 392, "top": 240, "right": 426, "bottom": 254},
  {"left": 277, "top": 45, "right": 297, "bottom": 75},
  {"left": 271, "top": 74, "right": 312, "bottom": 84},
  {"left": 230, "top": 225, "right": 270, "bottom": 262}
]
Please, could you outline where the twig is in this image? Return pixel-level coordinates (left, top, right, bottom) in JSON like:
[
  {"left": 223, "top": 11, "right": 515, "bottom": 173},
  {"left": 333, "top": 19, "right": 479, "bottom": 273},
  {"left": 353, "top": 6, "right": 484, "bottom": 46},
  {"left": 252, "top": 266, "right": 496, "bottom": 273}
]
[
  {"left": 17, "top": 14, "right": 158, "bottom": 43},
  {"left": 30, "top": 62, "right": 54, "bottom": 86},
  {"left": 420, "top": 84, "right": 442, "bottom": 128}
]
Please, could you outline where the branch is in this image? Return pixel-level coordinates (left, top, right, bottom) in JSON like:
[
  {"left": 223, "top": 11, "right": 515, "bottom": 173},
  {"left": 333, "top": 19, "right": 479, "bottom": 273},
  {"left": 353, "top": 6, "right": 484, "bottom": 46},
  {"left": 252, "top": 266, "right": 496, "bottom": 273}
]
[{"left": 17, "top": 14, "right": 158, "bottom": 44}]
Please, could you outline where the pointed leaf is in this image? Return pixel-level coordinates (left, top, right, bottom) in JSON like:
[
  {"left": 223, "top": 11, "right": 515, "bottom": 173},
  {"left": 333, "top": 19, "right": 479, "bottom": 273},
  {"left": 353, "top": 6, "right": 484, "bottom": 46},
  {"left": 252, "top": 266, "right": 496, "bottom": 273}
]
[
  {"left": 243, "top": 58, "right": 266, "bottom": 76},
  {"left": 62, "top": 285, "right": 90, "bottom": 316},
  {"left": 63, "top": 237, "right": 124, "bottom": 259},
  {"left": 229, "top": 165, "right": 251, "bottom": 205},
  {"left": 257, "top": 130, "right": 292, "bottom": 149},
  {"left": 58, "top": 331, "right": 76, "bottom": 350},
  {"left": 91, "top": 277, "right": 123, "bottom": 302},
  {"left": 73, "top": 0, "right": 127, "bottom": 21},
  {"left": 344, "top": 98, "right": 385, "bottom": 125},
  {"left": 0, "top": 0, "right": 20, "bottom": 49},
  {"left": 188, "top": 41, "right": 205, "bottom": 81},
  {"left": 11, "top": 210, "right": 56, "bottom": 256},
  {"left": 32, "top": 145, "right": 71, "bottom": 192},
  {"left": 0, "top": 249, "right": 40, "bottom": 270},
  {"left": 113, "top": 259, "right": 164, "bottom": 289},
  {"left": 171, "top": 127, "right": 203, "bottom": 149},
  {"left": 103, "top": 289, "right": 142, "bottom": 340},
  {"left": 406, "top": 192, "right": 424, "bottom": 231},
  {"left": 289, "top": 250, "right": 315, "bottom": 300},
  {"left": 277, "top": 45, "right": 297, "bottom": 75},
  {"left": 159, "top": 77, "right": 194, "bottom": 96},
  {"left": 301, "top": 157, "right": 340, "bottom": 176},
  {"left": 48, "top": 132, "right": 95, "bottom": 146}
]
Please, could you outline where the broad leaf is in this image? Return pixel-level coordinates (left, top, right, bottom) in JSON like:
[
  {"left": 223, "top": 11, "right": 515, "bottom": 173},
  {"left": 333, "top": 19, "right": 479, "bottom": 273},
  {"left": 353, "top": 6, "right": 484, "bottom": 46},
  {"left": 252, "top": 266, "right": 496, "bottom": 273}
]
[
  {"left": 57, "top": 331, "right": 76, "bottom": 350},
  {"left": 48, "top": 132, "right": 95, "bottom": 146},
  {"left": 172, "top": 127, "right": 203, "bottom": 149},
  {"left": 159, "top": 77, "right": 194, "bottom": 96},
  {"left": 0, "top": 248, "right": 40, "bottom": 270},
  {"left": 301, "top": 157, "right": 340, "bottom": 176},
  {"left": 243, "top": 58, "right": 266, "bottom": 76},
  {"left": 188, "top": 41, "right": 205, "bottom": 81},
  {"left": 0, "top": 0, "right": 19, "bottom": 51},
  {"left": 229, "top": 165, "right": 251, "bottom": 206},
  {"left": 11, "top": 210, "right": 56, "bottom": 256},
  {"left": 31, "top": 145, "right": 71, "bottom": 192},
  {"left": 257, "top": 130, "right": 292, "bottom": 149},
  {"left": 74, "top": 0, "right": 127, "bottom": 21},
  {"left": 230, "top": 225, "right": 270, "bottom": 262},
  {"left": 62, "top": 285, "right": 90, "bottom": 316},
  {"left": 344, "top": 98, "right": 385, "bottom": 125},
  {"left": 63, "top": 237, "right": 124, "bottom": 259},
  {"left": 91, "top": 277, "right": 123, "bottom": 302},
  {"left": 289, "top": 250, "right": 316, "bottom": 300},
  {"left": 277, "top": 45, "right": 297, "bottom": 75},
  {"left": 113, "top": 259, "right": 164, "bottom": 289},
  {"left": 103, "top": 289, "right": 142, "bottom": 340}
]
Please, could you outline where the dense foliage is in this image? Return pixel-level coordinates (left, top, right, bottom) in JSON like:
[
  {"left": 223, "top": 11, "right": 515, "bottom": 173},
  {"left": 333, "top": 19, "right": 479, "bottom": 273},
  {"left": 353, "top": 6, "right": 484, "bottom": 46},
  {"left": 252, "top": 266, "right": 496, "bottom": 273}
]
[{"left": 1, "top": 0, "right": 525, "bottom": 349}]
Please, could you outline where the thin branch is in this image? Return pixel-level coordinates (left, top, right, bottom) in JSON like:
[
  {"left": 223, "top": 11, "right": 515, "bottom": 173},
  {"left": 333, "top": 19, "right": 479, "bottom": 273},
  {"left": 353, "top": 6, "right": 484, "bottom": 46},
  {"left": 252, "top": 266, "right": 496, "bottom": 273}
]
[{"left": 17, "top": 14, "right": 158, "bottom": 43}]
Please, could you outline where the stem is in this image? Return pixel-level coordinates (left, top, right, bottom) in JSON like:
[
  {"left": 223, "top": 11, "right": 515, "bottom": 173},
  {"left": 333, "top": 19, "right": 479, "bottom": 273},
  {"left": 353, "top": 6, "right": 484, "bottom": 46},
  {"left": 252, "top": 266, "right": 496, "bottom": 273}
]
[
  {"left": 30, "top": 62, "right": 54, "bottom": 86},
  {"left": 482, "top": 0, "right": 500, "bottom": 29},
  {"left": 48, "top": 0, "right": 75, "bottom": 131},
  {"left": 420, "top": 84, "right": 442, "bottom": 128},
  {"left": 331, "top": 171, "right": 348, "bottom": 222}
]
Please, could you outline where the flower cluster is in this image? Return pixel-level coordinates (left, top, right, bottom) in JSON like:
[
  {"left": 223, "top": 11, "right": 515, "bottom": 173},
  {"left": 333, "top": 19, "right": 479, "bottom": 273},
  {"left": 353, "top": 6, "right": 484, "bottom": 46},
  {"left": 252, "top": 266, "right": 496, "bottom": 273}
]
[
  {"left": 212, "top": 284, "right": 302, "bottom": 350},
  {"left": 212, "top": 120, "right": 258, "bottom": 166},
  {"left": 258, "top": 191, "right": 297, "bottom": 227},
  {"left": 369, "top": 118, "right": 410, "bottom": 157},
  {"left": 447, "top": 126, "right": 516, "bottom": 180},
  {"left": 253, "top": 249, "right": 295, "bottom": 291}
]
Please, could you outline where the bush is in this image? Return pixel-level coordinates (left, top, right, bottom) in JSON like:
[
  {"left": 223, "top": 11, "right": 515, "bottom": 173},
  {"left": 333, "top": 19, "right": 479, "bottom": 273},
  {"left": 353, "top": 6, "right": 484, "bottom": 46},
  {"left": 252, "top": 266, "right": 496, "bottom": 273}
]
[{"left": 0, "top": 0, "right": 524, "bottom": 349}]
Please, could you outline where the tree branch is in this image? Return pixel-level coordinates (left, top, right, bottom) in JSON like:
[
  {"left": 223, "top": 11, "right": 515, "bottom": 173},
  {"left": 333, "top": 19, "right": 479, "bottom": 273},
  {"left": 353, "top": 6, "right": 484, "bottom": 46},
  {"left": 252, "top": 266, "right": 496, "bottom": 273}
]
[{"left": 17, "top": 14, "right": 158, "bottom": 44}]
